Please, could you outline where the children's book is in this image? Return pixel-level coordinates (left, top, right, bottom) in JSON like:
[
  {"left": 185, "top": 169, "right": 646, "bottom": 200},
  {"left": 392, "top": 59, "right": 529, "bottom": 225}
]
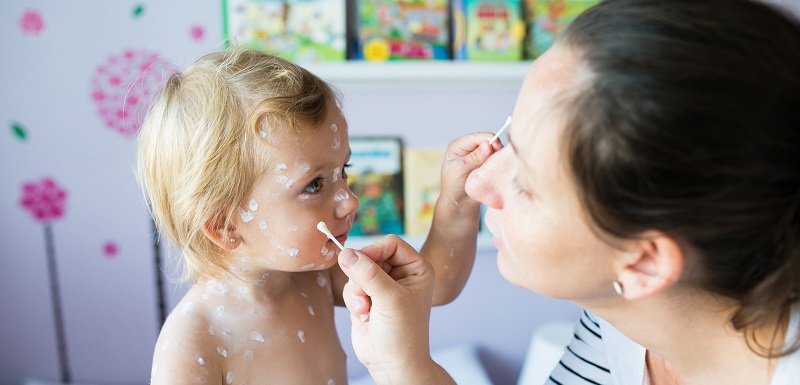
[
  {"left": 347, "top": 137, "right": 405, "bottom": 236},
  {"left": 524, "top": 0, "right": 599, "bottom": 59},
  {"left": 457, "top": 0, "right": 526, "bottom": 61},
  {"left": 403, "top": 148, "right": 445, "bottom": 236},
  {"left": 223, "top": 0, "right": 347, "bottom": 62},
  {"left": 355, "top": 0, "right": 449, "bottom": 61}
]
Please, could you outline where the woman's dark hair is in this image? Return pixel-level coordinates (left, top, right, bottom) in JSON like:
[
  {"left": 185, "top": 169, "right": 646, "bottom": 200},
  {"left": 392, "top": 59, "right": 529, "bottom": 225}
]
[{"left": 560, "top": 0, "right": 800, "bottom": 356}]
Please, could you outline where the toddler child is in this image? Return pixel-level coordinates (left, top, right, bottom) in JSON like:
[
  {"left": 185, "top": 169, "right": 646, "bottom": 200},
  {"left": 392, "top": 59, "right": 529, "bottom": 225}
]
[{"left": 137, "top": 47, "right": 499, "bottom": 384}]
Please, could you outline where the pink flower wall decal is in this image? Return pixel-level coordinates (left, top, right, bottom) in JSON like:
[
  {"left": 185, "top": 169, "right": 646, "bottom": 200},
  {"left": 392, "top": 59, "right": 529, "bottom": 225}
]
[
  {"left": 20, "top": 177, "right": 67, "bottom": 223},
  {"left": 20, "top": 176, "right": 71, "bottom": 382},
  {"left": 90, "top": 50, "right": 177, "bottom": 138},
  {"left": 19, "top": 9, "right": 45, "bottom": 36},
  {"left": 103, "top": 241, "right": 119, "bottom": 258},
  {"left": 190, "top": 24, "right": 206, "bottom": 41}
]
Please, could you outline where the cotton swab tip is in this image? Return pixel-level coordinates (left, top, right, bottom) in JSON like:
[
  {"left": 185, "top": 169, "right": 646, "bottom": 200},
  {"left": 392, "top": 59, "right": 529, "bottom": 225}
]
[
  {"left": 316, "top": 221, "right": 345, "bottom": 250},
  {"left": 489, "top": 116, "right": 511, "bottom": 144}
]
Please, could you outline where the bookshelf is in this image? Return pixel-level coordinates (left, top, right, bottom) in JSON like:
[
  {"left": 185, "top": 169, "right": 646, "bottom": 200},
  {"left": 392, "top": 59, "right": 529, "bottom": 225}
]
[{"left": 305, "top": 61, "right": 532, "bottom": 87}]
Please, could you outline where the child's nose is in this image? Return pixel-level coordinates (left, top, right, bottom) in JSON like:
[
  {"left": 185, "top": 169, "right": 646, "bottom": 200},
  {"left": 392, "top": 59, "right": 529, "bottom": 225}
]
[
  {"left": 335, "top": 184, "right": 360, "bottom": 219},
  {"left": 465, "top": 155, "right": 504, "bottom": 210}
]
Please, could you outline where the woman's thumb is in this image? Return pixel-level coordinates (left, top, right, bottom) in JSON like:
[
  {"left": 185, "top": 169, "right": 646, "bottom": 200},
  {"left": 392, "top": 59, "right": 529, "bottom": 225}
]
[{"left": 338, "top": 248, "right": 394, "bottom": 297}]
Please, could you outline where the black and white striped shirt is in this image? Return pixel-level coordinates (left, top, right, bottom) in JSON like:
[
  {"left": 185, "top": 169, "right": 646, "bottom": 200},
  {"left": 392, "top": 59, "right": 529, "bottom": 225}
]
[{"left": 546, "top": 310, "right": 613, "bottom": 385}]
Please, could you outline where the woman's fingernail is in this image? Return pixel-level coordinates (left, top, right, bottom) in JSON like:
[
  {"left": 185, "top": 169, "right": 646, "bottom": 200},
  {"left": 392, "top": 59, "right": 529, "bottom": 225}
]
[{"left": 340, "top": 249, "right": 358, "bottom": 267}]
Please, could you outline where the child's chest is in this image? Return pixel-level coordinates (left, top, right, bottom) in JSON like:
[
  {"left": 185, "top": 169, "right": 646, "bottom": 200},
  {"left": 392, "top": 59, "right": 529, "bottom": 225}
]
[{"left": 215, "top": 277, "right": 346, "bottom": 384}]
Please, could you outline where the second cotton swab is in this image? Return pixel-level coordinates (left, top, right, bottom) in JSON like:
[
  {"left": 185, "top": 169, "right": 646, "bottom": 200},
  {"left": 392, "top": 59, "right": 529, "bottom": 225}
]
[{"left": 489, "top": 116, "right": 511, "bottom": 145}]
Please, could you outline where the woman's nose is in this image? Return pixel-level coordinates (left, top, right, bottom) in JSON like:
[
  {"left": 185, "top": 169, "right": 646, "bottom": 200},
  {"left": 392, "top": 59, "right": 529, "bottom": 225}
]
[
  {"left": 465, "top": 153, "right": 504, "bottom": 209},
  {"left": 335, "top": 183, "right": 360, "bottom": 219}
]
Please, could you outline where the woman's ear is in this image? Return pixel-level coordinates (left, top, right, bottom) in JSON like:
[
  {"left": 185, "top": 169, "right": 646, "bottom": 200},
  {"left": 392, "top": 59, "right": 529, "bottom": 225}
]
[
  {"left": 615, "top": 233, "right": 684, "bottom": 300},
  {"left": 201, "top": 219, "right": 239, "bottom": 251}
]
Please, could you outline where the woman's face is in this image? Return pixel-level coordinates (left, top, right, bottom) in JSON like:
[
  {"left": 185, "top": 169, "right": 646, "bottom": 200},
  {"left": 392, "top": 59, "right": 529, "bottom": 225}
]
[
  {"left": 231, "top": 105, "right": 359, "bottom": 274},
  {"left": 466, "top": 45, "right": 619, "bottom": 301}
]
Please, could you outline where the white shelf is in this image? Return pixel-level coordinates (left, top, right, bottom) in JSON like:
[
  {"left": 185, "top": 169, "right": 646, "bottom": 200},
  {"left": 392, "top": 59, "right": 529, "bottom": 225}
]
[
  {"left": 345, "top": 233, "right": 496, "bottom": 253},
  {"left": 305, "top": 61, "right": 532, "bottom": 86}
]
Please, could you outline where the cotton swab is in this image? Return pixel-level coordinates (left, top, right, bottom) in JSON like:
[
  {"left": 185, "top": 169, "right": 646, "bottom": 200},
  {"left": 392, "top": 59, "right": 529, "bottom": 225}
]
[
  {"left": 489, "top": 116, "right": 511, "bottom": 144},
  {"left": 316, "top": 221, "right": 344, "bottom": 250}
]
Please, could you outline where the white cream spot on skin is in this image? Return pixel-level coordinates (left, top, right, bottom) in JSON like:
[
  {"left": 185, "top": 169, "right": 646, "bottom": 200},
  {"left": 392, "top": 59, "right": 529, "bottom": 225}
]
[
  {"left": 297, "top": 329, "right": 305, "bottom": 343},
  {"left": 301, "top": 263, "right": 314, "bottom": 270},
  {"left": 161, "top": 340, "right": 170, "bottom": 350},
  {"left": 300, "top": 292, "right": 308, "bottom": 298},
  {"left": 332, "top": 137, "right": 340, "bottom": 151},
  {"left": 181, "top": 302, "right": 194, "bottom": 314},
  {"left": 226, "top": 371, "right": 233, "bottom": 384},
  {"left": 320, "top": 244, "right": 328, "bottom": 256},
  {"left": 299, "top": 193, "right": 310, "bottom": 200},
  {"left": 325, "top": 250, "right": 335, "bottom": 260},
  {"left": 317, "top": 273, "right": 327, "bottom": 287},
  {"left": 259, "top": 130, "right": 267, "bottom": 138},
  {"left": 198, "top": 357, "right": 205, "bottom": 365},
  {"left": 251, "top": 331, "right": 265, "bottom": 342},
  {"left": 308, "top": 305, "right": 315, "bottom": 316},
  {"left": 333, "top": 189, "right": 349, "bottom": 202},
  {"left": 287, "top": 224, "right": 298, "bottom": 232},
  {"left": 208, "top": 324, "right": 216, "bottom": 335},
  {"left": 255, "top": 271, "right": 269, "bottom": 286},
  {"left": 330, "top": 123, "right": 337, "bottom": 132},
  {"left": 244, "top": 350, "right": 253, "bottom": 361},
  {"left": 328, "top": 379, "right": 335, "bottom": 385},
  {"left": 296, "top": 160, "right": 310, "bottom": 172},
  {"left": 215, "top": 306, "right": 225, "bottom": 318},
  {"left": 221, "top": 329, "right": 232, "bottom": 342},
  {"left": 217, "top": 346, "right": 228, "bottom": 357},
  {"left": 249, "top": 199, "right": 258, "bottom": 211},
  {"left": 276, "top": 175, "right": 294, "bottom": 188},
  {"left": 259, "top": 221, "right": 268, "bottom": 230},
  {"left": 333, "top": 167, "right": 341, "bottom": 182},
  {"left": 287, "top": 248, "right": 299, "bottom": 257},
  {"left": 275, "top": 163, "right": 287, "bottom": 173},
  {"left": 238, "top": 207, "right": 254, "bottom": 223}
]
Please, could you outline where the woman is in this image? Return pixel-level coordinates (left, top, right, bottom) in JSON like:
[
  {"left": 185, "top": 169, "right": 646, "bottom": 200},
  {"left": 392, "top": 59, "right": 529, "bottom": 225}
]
[{"left": 337, "top": 0, "right": 800, "bottom": 384}]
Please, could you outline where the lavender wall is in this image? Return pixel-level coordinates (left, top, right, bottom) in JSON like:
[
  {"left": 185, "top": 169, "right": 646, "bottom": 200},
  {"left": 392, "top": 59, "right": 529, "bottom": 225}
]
[{"left": 2, "top": 1, "right": 797, "bottom": 385}]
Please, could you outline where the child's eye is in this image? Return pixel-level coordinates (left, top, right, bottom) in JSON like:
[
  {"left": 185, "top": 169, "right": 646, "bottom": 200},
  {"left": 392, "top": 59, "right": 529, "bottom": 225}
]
[
  {"left": 342, "top": 163, "right": 352, "bottom": 180},
  {"left": 304, "top": 177, "right": 325, "bottom": 194}
]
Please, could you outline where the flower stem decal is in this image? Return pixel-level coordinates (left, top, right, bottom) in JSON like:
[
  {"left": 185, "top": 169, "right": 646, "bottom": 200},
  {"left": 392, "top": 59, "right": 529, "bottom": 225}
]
[{"left": 20, "top": 177, "right": 70, "bottom": 382}]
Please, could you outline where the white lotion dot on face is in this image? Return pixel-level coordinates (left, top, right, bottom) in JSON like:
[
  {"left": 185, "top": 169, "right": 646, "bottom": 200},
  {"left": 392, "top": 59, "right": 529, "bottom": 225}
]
[
  {"left": 300, "top": 291, "right": 308, "bottom": 298},
  {"left": 276, "top": 175, "right": 295, "bottom": 188},
  {"left": 299, "top": 193, "right": 310, "bottom": 200},
  {"left": 238, "top": 207, "right": 254, "bottom": 223},
  {"left": 217, "top": 346, "right": 228, "bottom": 357},
  {"left": 259, "top": 221, "right": 268, "bottom": 230},
  {"left": 332, "top": 137, "right": 340, "bottom": 151},
  {"left": 259, "top": 130, "right": 267, "bottom": 138},
  {"left": 296, "top": 160, "right": 310, "bottom": 172},
  {"left": 333, "top": 189, "right": 349, "bottom": 202},
  {"left": 287, "top": 248, "right": 299, "bottom": 257},
  {"left": 226, "top": 371, "right": 233, "bottom": 384},
  {"left": 332, "top": 167, "right": 341, "bottom": 182},
  {"left": 251, "top": 331, "right": 265, "bottom": 343},
  {"left": 215, "top": 306, "right": 225, "bottom": 318},
  {"left": 287, "top": 224, "right": 298, "bottom": 232},
  {"left": 198, "top": 357, "right": 205, "bottom": 365},
  {"left": 243, "top": 350, "right": 253, "bottom": 361},
  {"left": 297, "top": 329, "right": 305, "bottom": 343},
  {"left": 208, "top": 324, "right": 216, "bottom": 336},
  {"left": 320, "top": 244, "right": 328, "bottom": 256},
  {"left": 301, "top": 263, "right": 314, "bottom": 270},
  {"left": 308, "top": 305, "right": 315, "bottom": 316},
  {"left": 330, "top": 123, "right": 337, "bottom": 132},
  {"left": 325, "top": 250, "right": 335, "bottom": 260},
  {"left": 275, "top": 163, "right": 287, "bottom": 173},
  {"left": 249, "top": 199, "right": 258, "bottom": 211}
]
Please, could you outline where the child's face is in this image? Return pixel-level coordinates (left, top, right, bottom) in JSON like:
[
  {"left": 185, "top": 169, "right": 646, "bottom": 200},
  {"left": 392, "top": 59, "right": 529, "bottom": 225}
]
[{"left": 232, "top": 106, "right": 359, "bottom": 273}]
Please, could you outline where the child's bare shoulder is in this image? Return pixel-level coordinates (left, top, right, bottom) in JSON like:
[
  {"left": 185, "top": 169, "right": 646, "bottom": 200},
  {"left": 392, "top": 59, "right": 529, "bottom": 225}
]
[{"left": 150, "top": 286, "right": 222, "bottom": 384}]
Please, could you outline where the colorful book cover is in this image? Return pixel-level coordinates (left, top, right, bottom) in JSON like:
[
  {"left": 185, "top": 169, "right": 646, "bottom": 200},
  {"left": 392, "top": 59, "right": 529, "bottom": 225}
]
[
  {"left": 356, "top": 0, "right": 449, "bottom": 61},
  {"left": 462, "top": 0, "right": 526, "bottom": 61},
  {"left": 348, "top": 137, "right": 405, "bottom": 236},
  {"left": 524, "top": 0, "right": 599, "bottom": 59},
  {"left": 223, "top": 0, "right": 347, "bottom": 62},
  {"left": 403, "top": 148, "right": 445, "bottom": 236}
]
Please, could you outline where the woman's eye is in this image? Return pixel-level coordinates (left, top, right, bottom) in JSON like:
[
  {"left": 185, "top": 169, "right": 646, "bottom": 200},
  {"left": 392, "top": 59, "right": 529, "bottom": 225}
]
[
  {"left": 304, "top": 178, "right": 325, "bottom": 194},
  {"left": 342, "top": 163, "right": 352, "bottom": 180}
]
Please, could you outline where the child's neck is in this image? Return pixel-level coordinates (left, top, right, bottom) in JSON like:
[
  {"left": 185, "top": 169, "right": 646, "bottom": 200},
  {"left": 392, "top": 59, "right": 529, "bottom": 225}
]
[{"left": 203, "top": 267, "right": 306, "bottom": 304}]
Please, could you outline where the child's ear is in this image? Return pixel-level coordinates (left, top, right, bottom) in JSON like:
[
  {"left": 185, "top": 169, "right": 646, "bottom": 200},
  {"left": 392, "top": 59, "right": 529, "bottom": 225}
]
[
  {"left": 615, "top": 233, "right": 684, "bottom": 300},
  {"left": 201, "top": 218, "right": 239, "bottom": 251}
]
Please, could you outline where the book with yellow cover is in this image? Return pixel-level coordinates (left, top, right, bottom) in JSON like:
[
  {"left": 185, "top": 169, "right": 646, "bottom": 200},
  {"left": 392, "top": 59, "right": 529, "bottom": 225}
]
[{"left": 403, "top": 148, "right": 445, "bottom": 236}]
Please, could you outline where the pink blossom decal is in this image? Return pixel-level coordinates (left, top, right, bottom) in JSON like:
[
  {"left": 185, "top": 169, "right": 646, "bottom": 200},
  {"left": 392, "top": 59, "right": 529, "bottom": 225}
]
[
  {"left": 19, "top": 9, "right": 44, "bottom": 36},
  {"left": 190, "top": 24, "right": 206, "bottom": 41},
  {"left": 20, "top": 177, "right": 67, "bottom": 223},
  {"left": 90, "top": 50, "right": 177, "bottom": 137},
  {"left": 103, "top": 241, "right": 119, "bottom": 258}
]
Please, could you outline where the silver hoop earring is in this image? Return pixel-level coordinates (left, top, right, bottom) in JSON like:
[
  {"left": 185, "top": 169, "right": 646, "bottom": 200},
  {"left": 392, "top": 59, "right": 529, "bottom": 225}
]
[
  {"left": 612, "top": 280, "right": 624, "bottom": 296},
  {"left": 230, "top": 238, "right": 236, "bottom": 243}
]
